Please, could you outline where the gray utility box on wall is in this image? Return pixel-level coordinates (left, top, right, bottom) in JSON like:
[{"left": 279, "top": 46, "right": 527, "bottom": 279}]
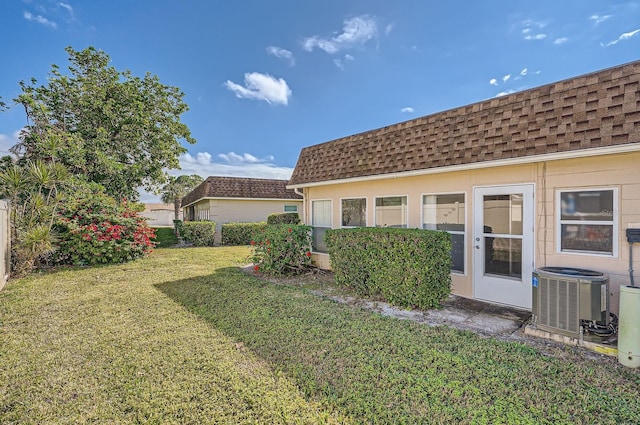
[{"left": 532, "top": 267, "right": 609, "bottom": 339}]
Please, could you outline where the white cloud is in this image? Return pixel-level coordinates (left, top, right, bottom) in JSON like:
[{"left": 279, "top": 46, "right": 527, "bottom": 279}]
[
  {"left": 57, "top": 2, "right": 78, "bottom": 23},
  {"left": 302, "top": 15, "right": 378, "bottom": 54},
  {"left": 494, "top": 67, "right": 535, "bottom": 85},
  {"left": 401, "top": 107, "right": 414, "bottom": 113},
  {"left": 23, "top": 11, "right": 57, "bottom": 28},
  {"left": 333, "top": 54, "right": 355, "bottom": 70},
  {"left": 553, "top": 37, "right": 568, "bottom": 44},
  {"left": 183, "top": 151, "right": 212, "bottom": 166},
  {"left": 524, "top": 33, "right": 547, "bottom": 40},
  {"left": 138, "top": 189, "right": 161, "bottom": 203},
  {"left": 522, "top": 19, "right": 547, "bottom": 29},
  {"left": 334, "top": 16, "right": 377, "bottom": 44},
  {"left": 266, "top": 46, "right": 295, "bottom": 66},
  {"left": 385, "top": 23, "right": 394, "bottom": 35},
  {"left": 58, "top": 2, "right": 74, "bottom": 16},
  {"left": 603, "top": 29, "right": 640, "bottom": 46},
  {"left": 224, "top": 72, "right": 292, "bottom": 105},
  {"left": 620, "top": 29, "right": 640, "bottom": 40},
  {"left": 520, "top": 20, "right": 547, "bottom": 41},
  {"left": 589, "top": 14, "right": 612, "bottom": 25},
  {"left": 138, "top": 151, "right": 295, "bottom": 202},
  {"left": 217, "top": 152, "right": 275, "bottom": 164},
  {"left": 496, "top": 89, "right": 516, "bottom": 97},
  {"left": 302, "top": 37, "right": 338, "bottom": 54},
  {"left": 0, "top": 136, "right": 15, "bottom": 156},
  {"left": 178, "top": 151, "right": 294, "bottom": 181},
  {"left": 0, "top": 130, "right": 21, "bottom": 156},
  {"left": 514, "top": 68, "right": 528, "bottom": 81}
]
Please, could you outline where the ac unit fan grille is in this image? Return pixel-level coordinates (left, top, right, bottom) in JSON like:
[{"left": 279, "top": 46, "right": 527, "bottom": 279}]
[{"left": 537, "top": 277, "right": 580, "bottom": 336}]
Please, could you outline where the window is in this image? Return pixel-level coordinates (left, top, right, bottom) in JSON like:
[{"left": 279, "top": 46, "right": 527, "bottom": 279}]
[
  {"left": 558, "top": 188, "right": 617, "bottom": 256},
  {"left": 197, "top": 208, "right": 210, "bottom": 221},
  {"left": 375, "top": 196, "right": 408, "bottom": 228},
  {"left": 284, "top": 205, "right": 298, "bottom": 213},
  {"left": 423, "top": 193, "right": 466, "bottom": 273},
  {"left": 312, "top": 200, "right": 332, "bottom": 253},
  {"left": 341, "top": 198, "right": 366, "bottom": 227},
  {"left": 186, "top": 206, "right": 195, "bottom": 221}
]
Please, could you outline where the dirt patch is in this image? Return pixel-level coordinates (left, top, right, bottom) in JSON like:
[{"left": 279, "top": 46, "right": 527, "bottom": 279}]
[{"left": 243, "top": 265, "right": 335, "bottom": 287}]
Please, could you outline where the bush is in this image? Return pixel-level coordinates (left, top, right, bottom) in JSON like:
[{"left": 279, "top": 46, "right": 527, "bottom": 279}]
[
  {"left": 267, "top": 212, "right": 301, "bottom": 225},
  {"left": 180, "top": 221, "right": 216, "bottom": 246},
  {"left": 222, "top": 222, "right": 267, "bottom": 246},
  {"left": 326, "top": 227, "right": 452, "bottom": 309},
  {"left": 249, "top": 224, "right": 313, "bottom": 275},
  {"left": 54, "top": 194, "right": 156, "bottom": 266}
]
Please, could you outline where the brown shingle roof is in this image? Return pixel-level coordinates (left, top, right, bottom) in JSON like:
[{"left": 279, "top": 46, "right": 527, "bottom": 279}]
[
  {"left": 182, "top": 176, "right": 302, "bottom": 207},
  {"left": 289, "top": 60, "right": 640, "bottom": 186}
]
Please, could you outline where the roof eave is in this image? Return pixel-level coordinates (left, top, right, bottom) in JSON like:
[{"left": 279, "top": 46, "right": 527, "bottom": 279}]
[
  {"left": 287, "top": 143, "right": 640, "bottom": 189},
  {"left": 181, "top": 197, "right": 303, "bottom": 209}
]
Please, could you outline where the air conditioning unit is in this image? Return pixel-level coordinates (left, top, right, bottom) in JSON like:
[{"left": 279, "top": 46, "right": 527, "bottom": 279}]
[{"left": 532, "top": 267, "right": 611, "bottom": 340}]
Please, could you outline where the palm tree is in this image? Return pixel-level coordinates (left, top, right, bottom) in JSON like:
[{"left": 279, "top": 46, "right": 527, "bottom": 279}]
[{"left": 159, "top": 174, "right": 203, "bottom": 222}]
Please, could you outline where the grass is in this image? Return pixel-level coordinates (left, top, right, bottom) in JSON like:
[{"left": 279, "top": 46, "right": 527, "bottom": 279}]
[
  {"left": 151, "top": 227, "right": 179, "bottom": 248},
  {"left": 2, "top": 247, "right": 639, "bottom": 424},
  {"left": 0, "top": 247, "right": 335, "bottom": 424}
]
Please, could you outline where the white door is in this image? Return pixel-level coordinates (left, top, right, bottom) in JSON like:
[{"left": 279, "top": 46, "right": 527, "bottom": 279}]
[{"left": 473, "top": 185, "right": 534, "bottom": 309}]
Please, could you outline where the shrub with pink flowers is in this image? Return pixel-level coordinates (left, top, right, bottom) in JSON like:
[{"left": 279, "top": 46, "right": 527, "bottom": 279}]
[
  {"left": 249, "top": 224, "right": 313, "bottom": 275},
  {"left": 54, "top": 193, "right": 156, "bottom": 266}
]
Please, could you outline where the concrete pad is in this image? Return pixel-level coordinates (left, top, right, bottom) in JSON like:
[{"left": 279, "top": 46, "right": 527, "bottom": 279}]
[
  {"left": 524, "top": 325, "right": 618, "bottom": 357},
  {"left": 346, "top": 295, "right": 531, "bottom": 337},
  {"left": 424, "top": 308, "right": 472, "bottom": 324},
  {"left": 465, "top": 313, "right": 523, "bottom": 334}
]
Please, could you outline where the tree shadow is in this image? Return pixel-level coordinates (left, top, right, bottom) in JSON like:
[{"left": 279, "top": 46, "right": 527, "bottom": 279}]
[
  {"left": 153, "top": 266, "right": 512, "bottom": 423},
  {"left": 155, "top": 266, "right": 355, "bottom": 415}
]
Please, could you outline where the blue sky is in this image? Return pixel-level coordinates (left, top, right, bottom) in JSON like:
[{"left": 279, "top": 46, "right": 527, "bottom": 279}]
[{"left": 1, "top": 1, "right": 639, "bottom": 201}]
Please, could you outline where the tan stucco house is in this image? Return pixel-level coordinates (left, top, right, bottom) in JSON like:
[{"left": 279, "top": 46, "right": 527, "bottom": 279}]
[
  {"left": 182, "top": 176, "right": 303, "bottom": 243},
  {"left": 288, "top": 60, "right": 640, "bottom": 312},
  {"left": 143, "top": 203, "right": 182, "bottom": 227}
]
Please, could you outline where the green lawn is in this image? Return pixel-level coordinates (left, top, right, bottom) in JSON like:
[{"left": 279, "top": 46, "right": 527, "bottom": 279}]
[
  {"left": 152, "top": 227, "right": 179, "bottom": 248},
  {"left": 1, "top": 247, "right": 639, "bottom": 424}
]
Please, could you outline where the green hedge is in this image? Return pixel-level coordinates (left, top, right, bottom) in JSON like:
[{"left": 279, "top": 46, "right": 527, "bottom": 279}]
[
  {"left": 222, "top": 222, "right": 267, "bottom": 246},
  {"left": 180, "top": 221, "right": 217, "bottom": 247},
  {"left": 250, "top": 224, "right": 313, "bottom": 275},
  {"left": 325, "top": 227, "right": 452, "bottom": 309},
  {"left": 267, "top": 212, "right": 301, "bottom": 225}
]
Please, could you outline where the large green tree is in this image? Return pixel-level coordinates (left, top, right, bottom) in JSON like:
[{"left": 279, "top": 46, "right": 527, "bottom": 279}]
[
  {"left": 12, "top": 46, "right": 195, "bottom": 200},
  {"left": 159, "top": 174, "right": 203, "bottom": 221}
]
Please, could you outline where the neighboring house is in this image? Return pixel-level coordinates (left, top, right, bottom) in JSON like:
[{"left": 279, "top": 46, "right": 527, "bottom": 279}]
[
  {"left": 288, "top": 60, "right": 640, "bottom": 312},
  {"left": 143, "top": 203, "right": 182, "bottom": 227},
  {"left": 181, "top": 176, "right": 303, "bottom": 243}
]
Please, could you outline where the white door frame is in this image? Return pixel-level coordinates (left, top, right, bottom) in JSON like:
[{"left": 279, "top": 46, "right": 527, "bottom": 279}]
[{"left": 473, "top": 184, "right": 534, "bottom": 309}]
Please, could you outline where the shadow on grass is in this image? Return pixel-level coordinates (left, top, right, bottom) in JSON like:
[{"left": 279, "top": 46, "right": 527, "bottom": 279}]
[{"left": 154, "top": 266, "right": 640, "bottom": 424}]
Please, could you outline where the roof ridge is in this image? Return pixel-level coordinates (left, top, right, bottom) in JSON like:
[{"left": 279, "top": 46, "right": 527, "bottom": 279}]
[
  {"left": 290, "top": 60, "right": 640, "bottom": 186},
  {"left": 182, "top": 176, "right": 302, "bottom": 206}
]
